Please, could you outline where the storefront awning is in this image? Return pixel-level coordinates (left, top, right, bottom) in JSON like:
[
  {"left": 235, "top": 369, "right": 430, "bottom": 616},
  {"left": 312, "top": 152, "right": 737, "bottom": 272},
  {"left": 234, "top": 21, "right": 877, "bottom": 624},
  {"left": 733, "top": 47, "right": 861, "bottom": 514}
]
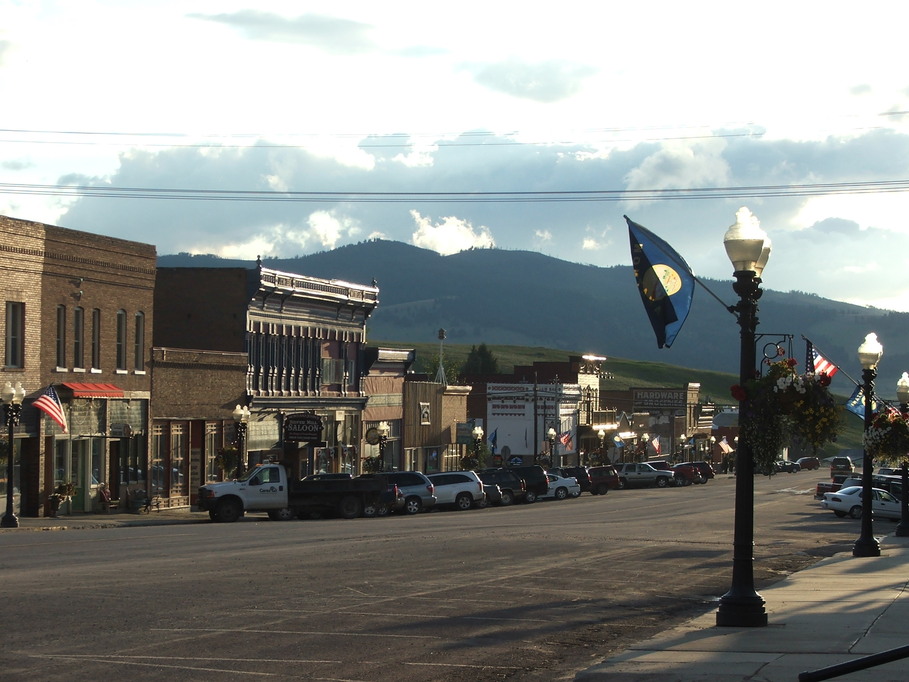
[{"left": 61, "top": 382, "right": 124, "bottom": 398}]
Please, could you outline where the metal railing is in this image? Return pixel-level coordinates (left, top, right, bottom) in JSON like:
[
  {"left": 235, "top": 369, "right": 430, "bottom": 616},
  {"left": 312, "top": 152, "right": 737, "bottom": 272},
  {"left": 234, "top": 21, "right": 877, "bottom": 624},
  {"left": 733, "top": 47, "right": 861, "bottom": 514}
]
[{"left": 800, "top": 643, "right": 909, "bottom": 681}]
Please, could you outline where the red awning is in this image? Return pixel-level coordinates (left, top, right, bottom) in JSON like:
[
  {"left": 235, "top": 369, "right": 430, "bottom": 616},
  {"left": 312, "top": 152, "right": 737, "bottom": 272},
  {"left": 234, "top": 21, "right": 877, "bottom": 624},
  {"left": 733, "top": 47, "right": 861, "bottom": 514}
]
[{"left": 61, "top": 382, "right": 124, "bottom": 398}]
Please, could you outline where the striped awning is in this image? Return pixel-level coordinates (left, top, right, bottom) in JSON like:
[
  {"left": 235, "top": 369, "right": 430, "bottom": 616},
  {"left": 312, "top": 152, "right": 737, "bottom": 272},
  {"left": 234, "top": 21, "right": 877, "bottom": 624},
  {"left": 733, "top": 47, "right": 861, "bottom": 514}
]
[{"left": 61, "top": 382, "right": 124, "bottom": 398}]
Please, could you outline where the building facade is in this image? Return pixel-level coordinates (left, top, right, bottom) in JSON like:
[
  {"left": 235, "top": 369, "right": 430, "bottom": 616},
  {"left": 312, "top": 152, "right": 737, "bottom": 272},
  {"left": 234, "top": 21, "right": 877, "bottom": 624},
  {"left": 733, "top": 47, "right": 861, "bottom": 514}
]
[
  {"left": 153, "top": 263, "right": 380, "bottom": 490},
  {"left": 0, "top": 215, "right": 156, "bottom": 517}
]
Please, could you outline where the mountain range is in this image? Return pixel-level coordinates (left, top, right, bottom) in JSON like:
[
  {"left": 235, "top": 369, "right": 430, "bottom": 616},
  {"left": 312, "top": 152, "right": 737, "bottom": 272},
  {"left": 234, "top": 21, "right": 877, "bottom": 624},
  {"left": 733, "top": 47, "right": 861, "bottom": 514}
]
[{"left": 157, "top": 241, "right": 909, "bottom": 399}]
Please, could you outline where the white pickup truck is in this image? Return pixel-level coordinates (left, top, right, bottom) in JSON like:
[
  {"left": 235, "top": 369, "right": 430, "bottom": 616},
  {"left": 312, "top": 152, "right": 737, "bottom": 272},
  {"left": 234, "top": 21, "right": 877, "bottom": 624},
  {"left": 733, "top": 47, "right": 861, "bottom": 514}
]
[{"left": 197, "top": 463, "right": 387, "bottom": 522}]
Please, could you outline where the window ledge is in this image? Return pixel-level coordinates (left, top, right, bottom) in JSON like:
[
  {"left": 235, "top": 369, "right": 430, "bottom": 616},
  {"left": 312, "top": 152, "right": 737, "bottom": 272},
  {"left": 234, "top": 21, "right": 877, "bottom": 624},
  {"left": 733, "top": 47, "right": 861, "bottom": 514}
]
[
  {"left": 133, "top": 370, "right": 146, "bottom": 375},
  {"left": 115, "top": 369, "right": 128, "bottom": 375},
  {"left": 90, "top": 368, "right": 102, "bottom": 374},
  {"left": 54, "top": 367, "right": 68, "bottom": 373},
  {"left": 73, "top": 367, "right": 86, "bottom": 373}
]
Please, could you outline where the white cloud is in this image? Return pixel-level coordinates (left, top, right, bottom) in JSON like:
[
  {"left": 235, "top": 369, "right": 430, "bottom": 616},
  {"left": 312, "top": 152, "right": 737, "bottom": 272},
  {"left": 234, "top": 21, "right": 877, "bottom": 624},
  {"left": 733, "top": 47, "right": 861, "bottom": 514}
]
[
  {"left": 410, "top": 211, "right": 495, "bottom": 255},
  {"left": 582, "top": 238, "right": 599, "bottom": 250}
]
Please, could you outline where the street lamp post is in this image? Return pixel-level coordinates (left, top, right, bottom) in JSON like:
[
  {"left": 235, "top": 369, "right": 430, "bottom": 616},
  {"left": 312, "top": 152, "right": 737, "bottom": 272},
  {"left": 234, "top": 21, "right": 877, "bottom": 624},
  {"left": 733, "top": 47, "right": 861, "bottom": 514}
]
[
  {"left": 716, "top": 207, "right": 771, "bottom": 628},
  {"left": 640, "top": 433, "right": 649, "bottom": 461},
  {"left": 547, "top": 427, "right": 557, "bottom": 467},
  {"left": 895, "top": 372, "right": 909, "bottom": 537},
  {"left": 377, "top": 421, "right": 390, "bottom": 471},
  {"left": 2, "top": 382, "right": 26, "bottom": 528},
  {"left": 853, "top": 333, "right": 883, "bottom": 557},
  {"left": 472, "top": 425, "right": 484, "bottom": 467},
  {"left": 232, "top": 404, "right": 250, "bottom": 478},
  {"left": 678, "top": 433, "right": 686, "bottom": 462}
]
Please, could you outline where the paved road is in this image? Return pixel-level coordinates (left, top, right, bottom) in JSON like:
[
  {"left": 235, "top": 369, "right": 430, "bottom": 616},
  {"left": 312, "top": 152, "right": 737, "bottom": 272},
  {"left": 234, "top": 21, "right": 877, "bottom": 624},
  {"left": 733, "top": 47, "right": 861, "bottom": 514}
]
[{"left": 0, "top": 472, "right": 862, "bottom": 681}]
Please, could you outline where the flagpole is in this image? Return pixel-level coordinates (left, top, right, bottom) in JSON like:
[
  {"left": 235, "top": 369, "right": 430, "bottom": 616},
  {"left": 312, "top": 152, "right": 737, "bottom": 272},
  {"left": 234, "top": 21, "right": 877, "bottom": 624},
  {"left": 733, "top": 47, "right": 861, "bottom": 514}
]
[{"left": 802, "top": 335, "right": 861, "bottom": 387}]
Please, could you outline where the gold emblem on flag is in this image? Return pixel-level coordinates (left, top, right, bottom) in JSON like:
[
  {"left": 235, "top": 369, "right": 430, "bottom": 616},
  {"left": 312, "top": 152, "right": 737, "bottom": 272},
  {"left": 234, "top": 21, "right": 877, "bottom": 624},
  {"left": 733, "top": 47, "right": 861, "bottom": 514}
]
[{"left": 641, "top": 264, "right": 682, "bottom": 301}]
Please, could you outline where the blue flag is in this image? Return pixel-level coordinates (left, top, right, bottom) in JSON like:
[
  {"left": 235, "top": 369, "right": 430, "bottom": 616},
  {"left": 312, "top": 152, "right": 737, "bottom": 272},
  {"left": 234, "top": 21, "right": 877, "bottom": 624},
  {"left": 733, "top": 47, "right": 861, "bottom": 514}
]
[
  {"left": 845, "top": 385, "right": 882, "bottom": 419},
  {"left": 487, "top": 428, "right": 498, "bottom": 453},
  {"left": 626, "top": 216, "right": 695, "bottom": 348}
]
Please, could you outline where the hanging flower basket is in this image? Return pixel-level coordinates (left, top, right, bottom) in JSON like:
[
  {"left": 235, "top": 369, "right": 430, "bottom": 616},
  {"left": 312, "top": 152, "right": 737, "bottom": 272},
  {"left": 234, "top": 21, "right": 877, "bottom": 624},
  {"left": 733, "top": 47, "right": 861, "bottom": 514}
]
[
  {"left": 864, "top": 411, "right": 909, "bottom": 463},
  {"left": 731, "top": 357, "right": 841, "bottom": 472},
  {"left": 362, "top": 456, "right": 384, "bottom": 473}
]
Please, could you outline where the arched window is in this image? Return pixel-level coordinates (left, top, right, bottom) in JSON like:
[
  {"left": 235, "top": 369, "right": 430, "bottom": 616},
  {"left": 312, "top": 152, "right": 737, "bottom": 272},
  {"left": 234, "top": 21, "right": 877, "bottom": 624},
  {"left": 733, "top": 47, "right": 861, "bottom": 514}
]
[{"left": 134, "top": 311, "right": 145, "bottom": 371}]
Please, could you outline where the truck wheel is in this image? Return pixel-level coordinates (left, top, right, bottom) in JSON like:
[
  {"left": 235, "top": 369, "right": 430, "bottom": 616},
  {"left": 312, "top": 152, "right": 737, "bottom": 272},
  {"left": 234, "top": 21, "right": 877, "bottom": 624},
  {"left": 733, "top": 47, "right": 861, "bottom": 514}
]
[
  {"left": 617, "top": 479, "right": 627, "bottom": 490},
  {"left": 376, "top": 503, "right": 390, "bottom": 517},
  {"left": 404, "top": 496, "right": 422, "bottom": 515},
  {"left": 595, "top": 484, "right": 608, "bottom": 495},
  {"left": 655, "top": 477, "right": 669, "bottom": 488},
  {"left": 338, "top": 495, "right": 363, "bottom": 519},
  {"left": 216, "top": 498, "right": 243, "bottom": 523},
  {"left": 499, "top": 490, "right": 515, "bottom": 505},
  {"left": 455, "top": 492, "right": 473, "bottom": 510},
  {"left": 524, "top": 490, "right": 537, "bottom": 503},
  {"left": 362, "top": 502, "right": 378, "bottom": 517},
  {"left": 268, "top": 508, "right": 295, "bottom": 521}
]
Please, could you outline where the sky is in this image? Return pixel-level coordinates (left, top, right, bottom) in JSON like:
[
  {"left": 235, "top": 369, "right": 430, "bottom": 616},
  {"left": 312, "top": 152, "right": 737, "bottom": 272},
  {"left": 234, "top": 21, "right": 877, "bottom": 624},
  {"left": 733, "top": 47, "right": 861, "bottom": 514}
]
[{"left": 3, "top": 2, "right": 909, "bottom": 311}]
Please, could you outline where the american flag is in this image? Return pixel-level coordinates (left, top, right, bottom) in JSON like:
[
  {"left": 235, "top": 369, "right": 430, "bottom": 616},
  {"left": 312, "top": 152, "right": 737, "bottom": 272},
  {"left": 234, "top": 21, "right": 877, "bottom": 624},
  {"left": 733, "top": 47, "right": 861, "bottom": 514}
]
[
  {"left": 34, "top": 385, "right": 67, "bottom": 432},
  {"left": 812, "top": 348, "right": 839, "bottom": 378},
  {"left": 559, "top": 430, "right": 573, "bottom": 451}
]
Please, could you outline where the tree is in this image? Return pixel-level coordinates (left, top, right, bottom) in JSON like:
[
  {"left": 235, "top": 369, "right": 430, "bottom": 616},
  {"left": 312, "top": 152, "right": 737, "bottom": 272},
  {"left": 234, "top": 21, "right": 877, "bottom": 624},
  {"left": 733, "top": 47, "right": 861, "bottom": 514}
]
[{"left": 461, "top": 343, "right": 499, "bottom": 376}]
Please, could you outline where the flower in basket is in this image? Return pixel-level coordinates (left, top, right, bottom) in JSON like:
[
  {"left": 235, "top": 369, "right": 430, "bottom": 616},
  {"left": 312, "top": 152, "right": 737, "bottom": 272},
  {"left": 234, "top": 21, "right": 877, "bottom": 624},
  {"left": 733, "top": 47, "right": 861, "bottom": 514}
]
[
  {"left": 731, "top": 357, "right": 841, "bottom": 472},
  {"left": 863, "top": 410, "right": 909, "bottom": 464},
  {"left": 53, "top": 481, "right": 76, "bottom": 499},
  {"left": 362, "top": 456, "right": 384, "bottom": 473}
]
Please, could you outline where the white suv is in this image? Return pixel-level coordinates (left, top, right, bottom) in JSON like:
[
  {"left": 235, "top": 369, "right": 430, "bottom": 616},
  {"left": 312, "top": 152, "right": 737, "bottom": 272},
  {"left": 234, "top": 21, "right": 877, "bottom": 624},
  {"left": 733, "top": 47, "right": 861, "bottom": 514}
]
[{"left": 426, "top": 471, "right": 485, "bottom": 510}]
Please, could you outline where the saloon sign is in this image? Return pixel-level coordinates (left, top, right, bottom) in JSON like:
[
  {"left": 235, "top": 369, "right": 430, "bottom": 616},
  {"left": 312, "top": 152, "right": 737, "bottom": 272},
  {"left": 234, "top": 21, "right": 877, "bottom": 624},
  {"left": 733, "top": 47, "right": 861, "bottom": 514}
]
[{"left": 283, "top": 413, "right": 323, "bottom": 443}]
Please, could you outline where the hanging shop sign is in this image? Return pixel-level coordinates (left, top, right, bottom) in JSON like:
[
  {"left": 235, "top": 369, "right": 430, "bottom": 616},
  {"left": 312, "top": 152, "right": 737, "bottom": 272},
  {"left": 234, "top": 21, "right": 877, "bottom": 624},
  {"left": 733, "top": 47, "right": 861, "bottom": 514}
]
[{"left": 284, "top": 413, "right": 323, "bottom": 443}]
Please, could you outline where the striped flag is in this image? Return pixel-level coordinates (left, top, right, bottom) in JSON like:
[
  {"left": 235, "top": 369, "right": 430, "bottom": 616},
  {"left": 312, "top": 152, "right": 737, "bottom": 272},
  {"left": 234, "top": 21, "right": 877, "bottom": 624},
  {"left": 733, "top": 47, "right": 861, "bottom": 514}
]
[
  {"left": 34, "top": 385, "right": 67, "bottom": 432},
  {"left": 811, "top": 347, "right": 839, "bottom": 378}
]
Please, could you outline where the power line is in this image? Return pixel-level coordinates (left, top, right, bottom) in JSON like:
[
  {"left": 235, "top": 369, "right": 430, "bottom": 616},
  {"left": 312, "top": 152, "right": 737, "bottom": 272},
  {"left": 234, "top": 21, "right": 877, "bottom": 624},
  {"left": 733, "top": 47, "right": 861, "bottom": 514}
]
[{"left": 2, "top": 179, "right": 909, "bottom": 204}]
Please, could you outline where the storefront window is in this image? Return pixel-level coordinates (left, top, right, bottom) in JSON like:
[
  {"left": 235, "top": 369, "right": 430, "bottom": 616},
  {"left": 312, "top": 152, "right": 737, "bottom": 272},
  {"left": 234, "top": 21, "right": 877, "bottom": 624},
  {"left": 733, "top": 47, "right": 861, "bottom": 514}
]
[{"left": 171, "top": 423, "right": 186, "bottom": 495}]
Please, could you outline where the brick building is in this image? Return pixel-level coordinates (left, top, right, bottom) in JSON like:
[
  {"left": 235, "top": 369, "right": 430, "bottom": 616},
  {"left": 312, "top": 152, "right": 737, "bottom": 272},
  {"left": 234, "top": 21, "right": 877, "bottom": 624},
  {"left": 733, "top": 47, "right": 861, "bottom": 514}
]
[
  {"left": 0, "top": 215, "right": 156, "bottom": 517},
  {"left": 153, "top": 263, "right": 379, "bottom": 495}
]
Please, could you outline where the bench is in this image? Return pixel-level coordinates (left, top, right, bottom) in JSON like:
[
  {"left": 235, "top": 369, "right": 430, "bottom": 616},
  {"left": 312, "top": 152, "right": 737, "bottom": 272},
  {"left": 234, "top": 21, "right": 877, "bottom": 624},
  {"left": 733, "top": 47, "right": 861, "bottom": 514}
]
[{"left": 97, "top": 486, "right": 119, "bottom": 513}]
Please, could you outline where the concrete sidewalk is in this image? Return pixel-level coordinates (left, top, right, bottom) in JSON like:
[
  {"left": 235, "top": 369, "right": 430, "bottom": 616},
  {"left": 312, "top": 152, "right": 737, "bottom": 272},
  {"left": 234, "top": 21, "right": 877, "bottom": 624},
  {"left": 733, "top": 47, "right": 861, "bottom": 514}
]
[
  {"left": 576, "top": 534, "right": 909, "bottom": 681},
  {"left": 1, "top": 505, "right": 207, "bottom": 530}
]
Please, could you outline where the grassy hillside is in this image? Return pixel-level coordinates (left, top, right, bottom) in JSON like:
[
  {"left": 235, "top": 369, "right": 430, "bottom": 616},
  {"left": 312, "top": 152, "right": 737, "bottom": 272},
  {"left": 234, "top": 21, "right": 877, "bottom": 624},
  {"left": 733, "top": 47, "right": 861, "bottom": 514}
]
[{"left": 376, "top": 340, "right": 864, "bottom": 452}]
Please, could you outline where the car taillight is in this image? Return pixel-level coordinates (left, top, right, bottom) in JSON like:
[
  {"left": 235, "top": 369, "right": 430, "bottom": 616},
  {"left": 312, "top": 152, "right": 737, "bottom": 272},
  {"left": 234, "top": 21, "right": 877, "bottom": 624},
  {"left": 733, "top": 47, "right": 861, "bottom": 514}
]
[{"left": 427, "top": 484, "right": 434, "bottom": 494}]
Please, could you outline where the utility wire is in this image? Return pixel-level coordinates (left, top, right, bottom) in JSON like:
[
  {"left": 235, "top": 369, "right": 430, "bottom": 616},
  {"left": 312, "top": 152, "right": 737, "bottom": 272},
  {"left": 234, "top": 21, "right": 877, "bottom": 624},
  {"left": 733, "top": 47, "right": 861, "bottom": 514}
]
[{"left": 3, "top": 179, "right": 909, "bottom": 203}]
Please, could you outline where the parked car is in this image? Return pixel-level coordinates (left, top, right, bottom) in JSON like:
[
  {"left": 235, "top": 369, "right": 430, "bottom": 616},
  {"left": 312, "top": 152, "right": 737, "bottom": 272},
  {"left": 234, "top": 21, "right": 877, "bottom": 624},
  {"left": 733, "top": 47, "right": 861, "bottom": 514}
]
[
  {"left": 506, "top": 464, "right": 550, "bottom": 502},
  {"left": 554, "top": 466, "right": 591, "bottom": 494},
  {"left": 476, "top": 469, "right": 526, "bottom": 505},
  {"left": 775, "top": 460, "right": 801, "bottom": 473},
  {"left": 821, "top": 486, "right": 901, "bottom": 520},
  {"left": 878, "top": 467, "right": 899, "bottom": 476},
  {"left": 690, "top": 461, "right": 716, "bottom": 481},
  {"left": 872, "top": 474, "right": 905, "bottom": 498},
  {"left": 541, "top": 473, "right": 581, "bottom": 500},
  {"left": 365, "top": 471, "right": 436, "bottom": 514},
  {"left": 615, "top": 462, "right": 673, "bottom": 488},
  {"left": 670, "top": 463, "right": 699, "bottom": 486},
  {"left": 676, "top": 461, "right": 713, "bottom": 484},
  {"left": 829, "top": 456, "right": 855, "bottom": 477},
  {"left": 796, "top": 457, "right": 820, "bottom": 471},
  {"left": 481, "top": 483, "right": 503, "bottom": 507},
  {"left": 587, "top": 465, "right": 620, "bottom": 495},
  {"left": 426, "top": 471, "right": 485, "bottom": 510}
]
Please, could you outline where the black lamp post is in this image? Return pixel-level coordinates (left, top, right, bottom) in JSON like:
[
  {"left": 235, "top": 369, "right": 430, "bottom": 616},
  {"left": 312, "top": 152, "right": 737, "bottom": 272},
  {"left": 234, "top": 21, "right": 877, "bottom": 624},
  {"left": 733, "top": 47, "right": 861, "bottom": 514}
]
[
  {"left": 1, "top": 382, "right": 25, "bottom": 529},
  {"left": 547, "top": 427, "right": 556, "bottom": 467},
  {"left": 895, "top": 372, "right": 909, "bottom": 537},
  {"left": 232, "top": 404, "right": 250, "bottom": 478},
  {"left": 472, "top": 425, "right": 484, "bottom": 466},
  {"left": 377, "top": 421, "right": 390, "bottom": 471},
  {"left": 853, "top": 333, "right": 883, "bottom": 556},
  {"left": 716, "top": 207, "right": 771, "bottom": 628}
]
